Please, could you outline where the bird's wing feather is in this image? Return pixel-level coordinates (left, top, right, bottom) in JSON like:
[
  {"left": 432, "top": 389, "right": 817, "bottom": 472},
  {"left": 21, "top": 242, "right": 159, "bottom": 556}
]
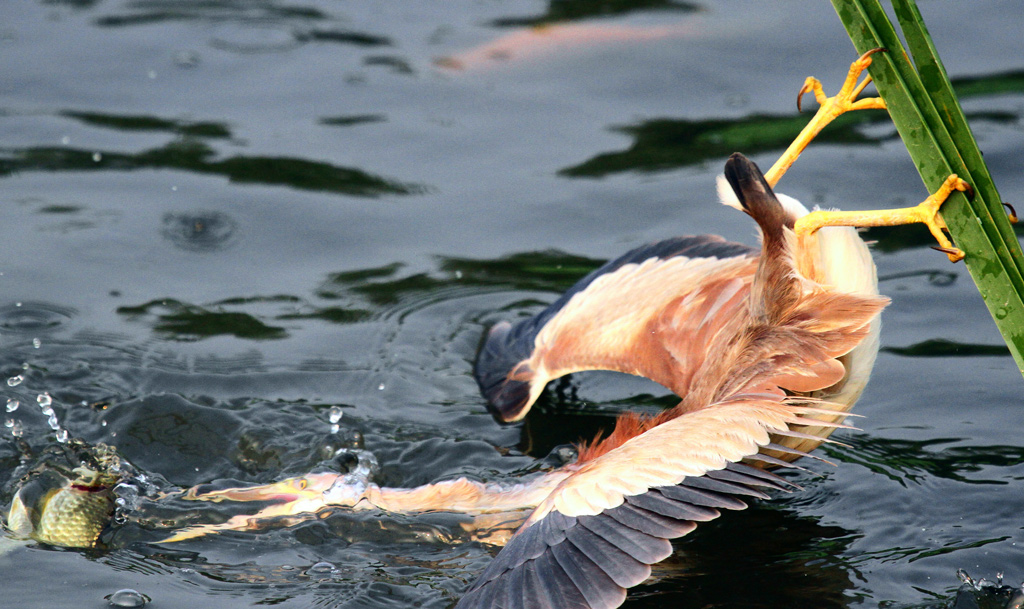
[
  {"left": 454, "top": 396, "right": 827, "bottom": 609},
  {"left": 473, "top": 235, "right": 759, "bottom": 422}
]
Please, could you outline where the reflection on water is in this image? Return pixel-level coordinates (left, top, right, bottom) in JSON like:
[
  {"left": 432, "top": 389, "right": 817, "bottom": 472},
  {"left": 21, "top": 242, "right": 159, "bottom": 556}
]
[
  {"left": 882, "top": 339, "right": 1011, "bottom": 358},
  {"left": 60, "top": 111, "right": 231, "bottom": 138},
  {"left": 0, "top": 140, "right": 423, "bottom": 197},
  {"left": 489, "top": 0, "right": 700, "bottom": 28},
  {"left": 117, "top": 299, "right": 288, "bottom": 340},
  {"left": 562, "top": 107, "right": 1017, "bottom": 178},
  {"left": 826, "top": 435, "right": 1024, "bottom": 485}
]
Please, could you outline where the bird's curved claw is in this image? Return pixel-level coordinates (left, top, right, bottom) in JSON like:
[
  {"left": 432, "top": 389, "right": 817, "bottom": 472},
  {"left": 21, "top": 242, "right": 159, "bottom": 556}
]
[
  {"left": 796, "top": 47, "right": 888, "bottom": 114},
  {"left": 1003, "top": 202, "right": 1018, "bottom": 224},
  {"left": 766, "top": 48, "right": 888, "bottom": 187}
]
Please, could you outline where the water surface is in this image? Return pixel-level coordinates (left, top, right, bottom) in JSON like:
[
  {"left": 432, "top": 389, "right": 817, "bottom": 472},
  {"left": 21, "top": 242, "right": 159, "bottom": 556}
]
[{"left": 2, "top": 1, "right": 1023, "bottom": 607}]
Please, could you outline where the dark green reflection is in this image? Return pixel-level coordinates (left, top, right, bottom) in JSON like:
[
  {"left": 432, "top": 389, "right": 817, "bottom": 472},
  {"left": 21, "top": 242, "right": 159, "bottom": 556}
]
[
  {"left": 951, "top": 69, "right": 1024, "bottom": 99},
  {"left": 319, "top": 114, "right": 387, "bottom": 127},
  {"left": 0, "top": 140, "right": 422, "bottom": 197},
  {"left": 825, "top": 435, "right": 1024, "bottom": 485},
  {"left": 296, "top": 29, "right": 392, "bottom": 46},
  {"left": 560, "top": 111, "right": 887, "bottom": 177},
  {"left": 490, "top": 0, "right": 699, "bottom": 27},
  {"left": 94, "top": 4, "right": 328, "bottom": 27},
  {"left": 61, "top": 111, "right": 231, "bottom": 138},
  {"left": 441, "top": 251, "right": 606, "bottom": 293},
  {"left": 314, "top": 252, "right": 608, "bottom": 307},
  {"left": 883, "top": 339, "right": 1011, "bottom": 357},
  {"left": 562, "top": 67, "right": 1023, "bottom": 178},
  {"left": 117, "top": 299, "right": 287, "bottom": 340}
]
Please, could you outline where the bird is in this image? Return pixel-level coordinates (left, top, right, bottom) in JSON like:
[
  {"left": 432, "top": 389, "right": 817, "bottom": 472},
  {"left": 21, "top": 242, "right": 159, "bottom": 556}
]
[
  {"left": 150, "top": 50, "right": 971, "bottom": 609},
  {"left": 455, "top": 151, "right": 889, "bottom": 609}
]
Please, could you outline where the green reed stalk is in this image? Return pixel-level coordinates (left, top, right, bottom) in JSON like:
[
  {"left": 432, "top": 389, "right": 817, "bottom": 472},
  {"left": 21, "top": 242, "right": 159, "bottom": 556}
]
[{"left": 831, "top": 0, "right": 1024, "bottom": 375}]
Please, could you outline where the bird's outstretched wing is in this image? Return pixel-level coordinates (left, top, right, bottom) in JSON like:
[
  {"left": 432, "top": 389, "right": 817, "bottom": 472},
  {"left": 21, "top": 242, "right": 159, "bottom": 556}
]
[
  {"left": 453, "top": 396, "right": 827, "bottom": 609},
  {"left": 474, "top": 236, "right": 757, "bottom": 422}
]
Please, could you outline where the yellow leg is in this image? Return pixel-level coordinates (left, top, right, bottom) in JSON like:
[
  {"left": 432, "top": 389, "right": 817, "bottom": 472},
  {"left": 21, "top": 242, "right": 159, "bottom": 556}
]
[
  {"left": 795, "top": 174, "right": 970, "bottom": 262},
  {"left": 764, "top": 48, "right": 888, "bottom": 187}
]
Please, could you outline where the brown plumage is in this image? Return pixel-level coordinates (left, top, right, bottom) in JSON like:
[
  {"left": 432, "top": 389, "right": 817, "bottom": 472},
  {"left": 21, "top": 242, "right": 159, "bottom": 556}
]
[{"left": 453, "top": 153, "right": 888, "bottom": 609}]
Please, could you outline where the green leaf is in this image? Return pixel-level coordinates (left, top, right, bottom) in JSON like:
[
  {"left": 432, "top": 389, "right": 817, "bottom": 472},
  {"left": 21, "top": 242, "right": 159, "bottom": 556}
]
[{"left": 831, "top": 0, "right": 1024, "bottom": 375}]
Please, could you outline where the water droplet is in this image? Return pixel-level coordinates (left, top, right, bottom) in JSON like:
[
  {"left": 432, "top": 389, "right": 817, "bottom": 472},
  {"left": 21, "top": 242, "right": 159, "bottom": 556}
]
[
  {"left": 106, "top": 588, "right": 148, "bottom": 608},
  {"left": 172, "top": 50, "right": 201, "bottom": 68},
  {"left": 55, "top": 429, "right": 69, "bottom": 443},
  {"left": 455, "top": 270, "right": 463, "bottom": 279},
  {"left": 32, "top": 338, "right": 41, "bottom": 349},
  {"left": 4, "top": 418, "right": 22, "bottom": 437},
  {"left": 61, "top": 135, "right": 71, "bottom": 146},
  {"left": 328, "top": 406, "right": 343, "bottom": 424},
  {"left": 308, "top": 561, "right": 336, "bottom": 574},
  {"left": 92, "top": 152, "right": 103, "bottom": 162},
  {"left": 21, "top": 363, "right": 28, "bottom": 370},
  {"left": 101, "top": 420, "right": 107, "bottom": 427},
  {"left": 330, "top": 424, "right": 340, "bottom": 434},
  {"left": 6, "top": 399, "right": 18, "bottom": 412},
  {"left": 7, "top": 375, "right": 22, "bottom": 387},
  {"left": 170, "top": 185, "right": 178, "bottom": 192},
  {"left": 377, "top": 383, "right": 385, "bottom": 391},
  {"left": 147, "top": 69, "right": 157, "bottom": 79},
  {"left": 37, "top": 392, "right": 52, "bottom": 407}
]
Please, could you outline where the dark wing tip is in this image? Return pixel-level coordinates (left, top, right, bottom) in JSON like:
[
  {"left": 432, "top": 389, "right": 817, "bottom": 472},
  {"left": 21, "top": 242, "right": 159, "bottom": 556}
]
[
  {"left": 474, "top": 320, "right": 536, "bottom": 423},
  {"left": 456, "top": 460, "right": 783, "bottom": 609}
]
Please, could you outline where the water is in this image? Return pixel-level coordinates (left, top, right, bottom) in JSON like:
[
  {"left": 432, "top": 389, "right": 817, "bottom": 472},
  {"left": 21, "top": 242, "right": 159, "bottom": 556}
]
[{"left": 1, "top": 0, "right": 1023, "bottom": 607}]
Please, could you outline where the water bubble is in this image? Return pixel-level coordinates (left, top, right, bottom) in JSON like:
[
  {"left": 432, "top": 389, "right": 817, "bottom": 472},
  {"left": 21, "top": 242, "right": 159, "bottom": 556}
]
[
  {"left": 32, "top": 338, "right": 40, "bottom": 349},
  {"left": 21, "top": 363, "right": 28, "bottom": 370},
  {"left": 328, "top": 406, "right": 343, "bottom": 425},
  {"left": 106, "top": 589, "right": 148, "bottom": 608},
  {"left": 6, "top": 398, "right": 18, "bottom": 412},
  {"left": 5, "top": 418, "right": 22, "bottom": 437},
  {"left": 92, "top": 152, "right": 103, "bottom": 163},
  {"left": 308, "top": 561, "right": 336, "bottom": 574},
  {"left": 7, "top": 375, "right": 23, "bottom": 387},
  {"left": 37, "top": 392, "right": 52, "bottom": 407}
]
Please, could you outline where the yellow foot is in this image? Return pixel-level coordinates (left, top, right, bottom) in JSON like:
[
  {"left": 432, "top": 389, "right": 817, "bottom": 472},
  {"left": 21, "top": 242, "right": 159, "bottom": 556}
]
[
  {"left": 765, "top": 48, "right": 888, "bottom": 187},
  {"left": 795, "top": 174, "right": 971, "bottom": 263}
]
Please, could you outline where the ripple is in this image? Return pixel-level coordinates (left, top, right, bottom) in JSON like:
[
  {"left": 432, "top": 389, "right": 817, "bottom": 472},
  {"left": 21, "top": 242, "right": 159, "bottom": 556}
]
[
  {"left": 161, "top": 211, "right": 238, "bottom": 252},
  {"left": 0, "top": 301, "right": 75, "bottom": 333},
  {"left": 209, "top": 23, "right": 303, "bottom": 54}
]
